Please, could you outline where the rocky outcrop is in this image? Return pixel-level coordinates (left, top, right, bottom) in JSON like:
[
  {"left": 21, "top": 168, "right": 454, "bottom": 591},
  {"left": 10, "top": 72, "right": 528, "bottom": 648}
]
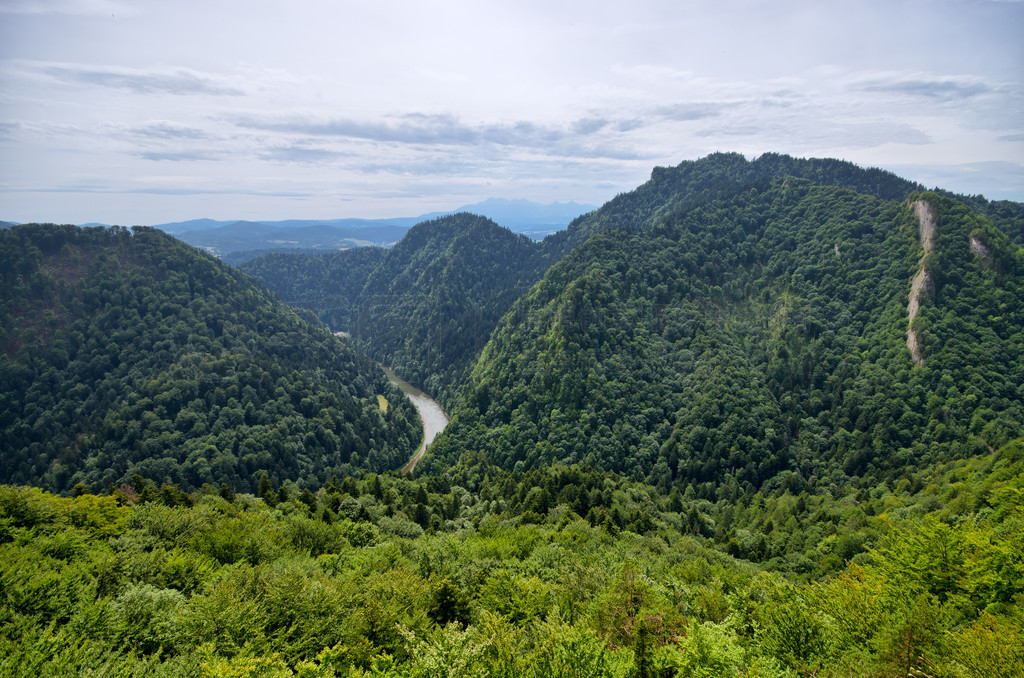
[
  {"left": 969, "top": 235, "right": 990, "bottom": 258},
  {"left": 907, "top": 200, "right": 937, "bottom": 366}
]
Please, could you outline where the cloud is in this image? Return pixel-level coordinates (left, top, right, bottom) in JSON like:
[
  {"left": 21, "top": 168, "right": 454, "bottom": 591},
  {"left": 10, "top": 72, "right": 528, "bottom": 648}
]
[
  {"left": 857, "top": 76, "right": 992, "bottom": 101},
  {"left": 0, "top": 122, "right": 20, "bottom": 141},
  {"left": 0, "top": 0, "right": 134, "bottom": 15},
  {"left": 127, "top": 121, "right": 210, "bottom": 140},
  {"left": 694, "top": 125, "right": 761, "bottom": 138},
  {"left": 656, "top": 102, "right": 725, "bottom": 121},
  {"left": 24, "top": 183, "right": 311, "bottom": 198},
  {"left": 260, "top": 145, "right": 350, "bottom": 164},
  {"left": 884, "top": 161, "right": 1024, "bottom": 200},
  {"left": 236, "top": 112, "right": 472, "bottom": 145},
  {"left": 32, "top": 61, "right": 245, "bottom": 95},
  {"left": 572, "top": 118, "right": 610, "bottom": 135},
  {"left": 234, "top": 112, "right": 651, "bottom": 159},
  {"left": 136, "top": 150, "right": 218, "bottom": 162},
  {"left": 696, "top": 120, "right": 931, "bottom": 150}
]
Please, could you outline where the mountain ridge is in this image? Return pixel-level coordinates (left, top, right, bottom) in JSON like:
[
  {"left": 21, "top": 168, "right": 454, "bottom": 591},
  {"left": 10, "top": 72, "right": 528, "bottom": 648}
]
[{"left": 0, "top": 223, "right": 421, "bottom": 493}]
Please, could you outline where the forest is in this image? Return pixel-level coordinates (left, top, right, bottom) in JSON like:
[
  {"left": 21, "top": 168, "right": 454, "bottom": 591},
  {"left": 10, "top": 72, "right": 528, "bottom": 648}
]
[
  {"left": 242, "top": 213, "right": 556, "bottom": 407},
  {"left": 2, "top": 153, "right": 1023, "bottom": 675},
  {"left": 433, "top": 184, "right": 1023, "bottom": 497},
  {"left": 0, "top": 224, "right": 420, "bottom": 494},
  {"left": 1, "top": 439, "right": 1021, "bottom": 676}
]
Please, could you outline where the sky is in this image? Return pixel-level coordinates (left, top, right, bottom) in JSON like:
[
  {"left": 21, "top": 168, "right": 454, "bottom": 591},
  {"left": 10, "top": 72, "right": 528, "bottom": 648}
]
[{"left": 1, "top": 0, "right": 1022, "bottom": 225}]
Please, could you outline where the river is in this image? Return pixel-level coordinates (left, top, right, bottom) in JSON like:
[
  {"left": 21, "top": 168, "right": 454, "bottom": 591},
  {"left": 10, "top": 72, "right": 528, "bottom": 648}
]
[{"left": 381, "top": 367, "right": 450, "bottom": 473}]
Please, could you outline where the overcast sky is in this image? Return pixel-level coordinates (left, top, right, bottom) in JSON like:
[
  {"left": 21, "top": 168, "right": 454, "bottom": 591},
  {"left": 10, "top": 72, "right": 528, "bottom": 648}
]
[{"left": 1, "top": 0, "right": 1022, "bottom": 225}]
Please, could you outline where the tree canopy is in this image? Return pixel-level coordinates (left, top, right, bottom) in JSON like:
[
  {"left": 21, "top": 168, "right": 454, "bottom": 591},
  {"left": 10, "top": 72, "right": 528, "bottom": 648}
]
[{"left": 0, "top": 224, "right": 419, "bottom": 494}]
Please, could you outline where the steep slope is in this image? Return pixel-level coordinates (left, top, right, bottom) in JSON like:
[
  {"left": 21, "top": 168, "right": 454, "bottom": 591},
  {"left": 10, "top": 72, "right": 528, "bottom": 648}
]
[
  {"left": 243, "top": 213, "right": 555, "bottom": 407},
  {"left": 239, "top": 246, "right": 386, "bottom": 329},
  {"left": 431, "top": 180, "right": 1023, "bottom": 496},
  {"left": 0, "top": 224, "right": 420, "bottom": 494},
  {"left": 353, "top": 213, "right": 553, "bottom": 405},
  {"left": 548, "top": 152, "right": 924, "bottom": 253},
  {"left": 906, "top": 200, "right": 937, "bottom": 365}
]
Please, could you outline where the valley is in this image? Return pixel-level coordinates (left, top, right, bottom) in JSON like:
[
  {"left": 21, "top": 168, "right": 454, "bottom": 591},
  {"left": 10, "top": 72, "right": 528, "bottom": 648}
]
[
  {"left": 1, "top": 153, "right": 1022, "bottom": 676},
  {"left": 380, "top": 366, "right": 450, "bottom": 474}
]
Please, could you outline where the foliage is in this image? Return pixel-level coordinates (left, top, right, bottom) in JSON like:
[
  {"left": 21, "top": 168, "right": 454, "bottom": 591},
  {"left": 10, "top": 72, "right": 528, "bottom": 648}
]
[
  {"left": 243, "top": 214, "right": 554, "bottom": 408},
  {"left": 1, "top": 439, "right": 1020, "bottom": 675},
  {"left": 2, "top": 155, "right": 1023, "bottom": 676},
  {"left": 239, "top": 247, "right": 386, "bottom": 331},
  {"left": 0, "top": 224, "right": 419, "bottom": 493},
  {"left": 435, "top": 181, "right": 1023, "bottom": 503}
]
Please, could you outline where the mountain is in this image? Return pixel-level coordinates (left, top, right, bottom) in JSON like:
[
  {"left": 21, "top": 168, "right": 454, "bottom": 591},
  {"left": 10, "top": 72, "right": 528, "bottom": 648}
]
[
  {"left": 2, "top": 157, "right": 1023, "bottom": 677},
  {"left": 548, "top": 152, "right": 924, "bottom": 254},
  {"left": 418, "top": 198, "right": 598, "bottom": 239},
  {"left": 154, "top": 216, "right": 422, "bottom": 234},
  {"left": 352, "top": 214, "right": 554, "bottom": 405},
  {"left": 239, "top": 246, "right": 387, "bottom": 330},
  {"left": 0, "top": 223, "right": 420, "bottom": 494},
  {"left": 456, "top": 197, "right": 596, "bottom": 224},
  {"left": 171, "top": 221, "right": 410, "bottom": 260},
  {"left": 242, "top": 213, "right": 554, "bottom": 407},
  {"left": 239, "top": 154, "right": 1023, "bottom": 487},
  {"left": 170, "top": 200, "right": 593, "bottom": 258},
  {"left": 427, "top": 165, "right": 1023, "bottom": 498}
]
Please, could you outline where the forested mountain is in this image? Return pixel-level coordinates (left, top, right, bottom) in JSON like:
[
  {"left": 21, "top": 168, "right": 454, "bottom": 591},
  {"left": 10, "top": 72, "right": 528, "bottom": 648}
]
[
  {"left": 432, "top": 178, "right": 1023, "bottom": 501},
  {"left": 0, "top": 224, "right": 419, "bottom": 494},
  {"left": 550, "top": 152, "right": 924, "bottom": 253},
  {"left": 243, "top": 213, "right": 555, "bottom": 407},
  {"left": 353, "top": 214, "right": 554, "bottom": 405},
  {"left": 3, "top": 155, "right": 1023, "bottom": 677},
  {"left": 239, "top": 246, "right": 387, "bottom": 329},
  {"left": 950, "top": 192, "right": 1024, "bottom": 246}
]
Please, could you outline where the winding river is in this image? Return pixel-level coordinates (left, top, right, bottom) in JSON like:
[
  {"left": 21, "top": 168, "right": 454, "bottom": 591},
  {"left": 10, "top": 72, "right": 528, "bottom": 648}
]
[{"left": 381, "top": 367, "right": 450, "bottom": 473}]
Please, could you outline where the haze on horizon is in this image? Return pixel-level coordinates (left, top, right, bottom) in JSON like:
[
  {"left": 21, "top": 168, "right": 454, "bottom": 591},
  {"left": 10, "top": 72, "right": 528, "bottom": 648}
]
[{"left": 1, "top": 0, "right": 1022, "bottom": 226}]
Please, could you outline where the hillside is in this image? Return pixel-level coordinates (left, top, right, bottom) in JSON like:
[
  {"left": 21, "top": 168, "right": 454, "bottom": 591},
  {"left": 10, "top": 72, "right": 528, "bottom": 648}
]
[
  {"left": 0, "top": 224, "right": 420, "bottom": 494},
  {"left": 244, "top": 213, "right": 555, "bottom": 407},
  {"left": 238, "top": 246, "right": 387, "bottom": 329},
  {"left": 354, "top": 214, "right": 555, "bottom": 404},
  {"left": 431, "top": 178, "right": 1024, "bottom": 498},
  {"left": 2, "top": 156, "right": 1024, "bottom": 677},
  {"left": 2, "top": 439, "right": 1021, "bottom": 676},
  {"left": 548, "top": 152, "right": 924, "bottom": 254}
]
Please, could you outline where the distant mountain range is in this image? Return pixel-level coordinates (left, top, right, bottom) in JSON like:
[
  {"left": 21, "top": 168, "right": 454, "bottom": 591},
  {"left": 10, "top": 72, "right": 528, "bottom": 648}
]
[{"left": 4, "top": 198, "right": 597, "bottom": 261}]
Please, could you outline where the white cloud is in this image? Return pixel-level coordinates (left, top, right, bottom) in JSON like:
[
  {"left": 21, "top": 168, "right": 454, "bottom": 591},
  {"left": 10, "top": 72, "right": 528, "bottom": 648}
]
[
  {"left": 1, "top": 0, "right": 1021, "bottom": 224},
  {"left": 0, "top": 0, "right": 136, "bottom": 16}
]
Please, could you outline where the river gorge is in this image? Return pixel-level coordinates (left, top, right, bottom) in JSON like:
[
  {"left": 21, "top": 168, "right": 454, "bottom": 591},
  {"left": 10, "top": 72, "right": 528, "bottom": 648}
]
[{"left": 381, "top": 367, "right": 450, "bottom": 473}]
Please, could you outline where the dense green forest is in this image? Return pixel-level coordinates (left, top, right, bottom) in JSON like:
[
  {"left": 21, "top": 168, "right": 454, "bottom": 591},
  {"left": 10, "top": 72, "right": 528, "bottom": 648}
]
[
  {"left": 0, "top": 224, "right": 419, "bottom": 494},
  {"left": 244, "top": 214, "right": 554, "bottom": 407},
  {"left": 550, "top": 152, "right": 925, "bottom": 252},
  {"left": 430, "top": 183, "right": 1023, "bottom": 501},
  {"left": 242, "top": 153, "right": 1019, "bottom": 420},
  {"left": 3, "top": 153, "right": 1024, "bottom": 676},
  {"left": 2, "top": 438, "right": 1021, "bottom": 676},
  {"left": 239, "top": 247, "right": 387, "bottom": 331}
]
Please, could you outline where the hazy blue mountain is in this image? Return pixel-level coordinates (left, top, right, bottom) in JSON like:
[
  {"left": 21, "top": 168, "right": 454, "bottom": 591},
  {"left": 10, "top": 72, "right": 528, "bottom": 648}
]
[
  {"left": 156, "top": 216, "right": 420, "bottom": 234},
  {"left": 173, "top": 221, "right": 410, "bottom": 259},
  {"left": 150, "top": 217, "right": 227, "bottom": 233},
  {"left": 418, "top": 198, "right": 598, "bottom": 239},
  {"left": 155, "top": 200, "right": 591, "bottom": 257}
]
